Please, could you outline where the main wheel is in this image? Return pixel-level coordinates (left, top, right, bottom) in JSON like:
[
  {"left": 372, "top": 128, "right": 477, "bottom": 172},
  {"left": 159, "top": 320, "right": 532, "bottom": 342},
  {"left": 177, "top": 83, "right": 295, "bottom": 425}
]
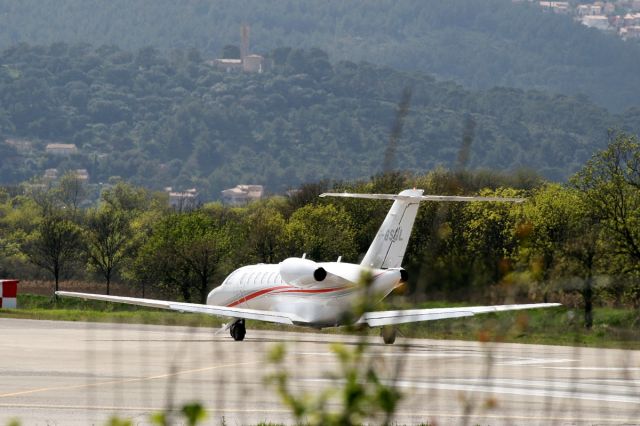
[
  {"left": 230, "top": 319, "right": 246, "bottom": 341},
  {"left": 381, "top": 325, "right": 397, "bottom": 345}
]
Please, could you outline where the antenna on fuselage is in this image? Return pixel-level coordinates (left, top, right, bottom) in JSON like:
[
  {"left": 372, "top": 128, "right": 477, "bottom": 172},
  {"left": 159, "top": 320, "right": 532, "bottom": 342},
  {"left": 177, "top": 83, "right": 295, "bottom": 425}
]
[
  {"left": 337, "top": 256, "right": 342, "bottom": 263},
  {"left": 302, "top": 253, "right": 307, "bottom": 259}
]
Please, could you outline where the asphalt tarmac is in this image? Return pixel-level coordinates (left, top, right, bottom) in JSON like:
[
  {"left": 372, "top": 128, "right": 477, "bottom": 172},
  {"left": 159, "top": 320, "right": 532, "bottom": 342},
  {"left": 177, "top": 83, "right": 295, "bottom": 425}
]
[{"left": 0, "top": 318, "right": 639, "bottom": 425}]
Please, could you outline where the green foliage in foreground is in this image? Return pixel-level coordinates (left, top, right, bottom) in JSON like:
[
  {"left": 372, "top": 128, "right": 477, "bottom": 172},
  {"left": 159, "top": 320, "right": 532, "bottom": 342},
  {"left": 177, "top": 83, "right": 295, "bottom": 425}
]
[
  {"left": 2, "top": 294, "right": 639, "bottom": 349},
  {"left": 263, "top": 273, "right": 403, "bottom": 426}
]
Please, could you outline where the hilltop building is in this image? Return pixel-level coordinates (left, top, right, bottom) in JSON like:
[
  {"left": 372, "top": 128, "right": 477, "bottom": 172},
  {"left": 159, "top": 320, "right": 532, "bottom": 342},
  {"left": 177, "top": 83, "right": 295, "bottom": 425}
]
[
  {"left": 533, "top": 1, "right": 640, "bottom": 39},
  {"left": 43, "top": 169, "right": 58, "bottom": 181},
  {"left": 208, "top": 58, "right": 243, "bottom": 73},
  {"left": 581, "top": 14, "right": 611, "bottom": 29},
  {"left": 75, "top": 169, "right": 90, "bottom": 181},
  {"left": 539, "top": 1, "right": 570, "bottom": 13},
  {"left": 43, "top": 169, "right": 90, "bottom": 182},
  {"left": 4, "top": 138, "right": 33, "bottom": 154},
  {"left": 166, "top": 187, "right": 199, "bottom": 210},
  {"left": 243, "top": 54, "right": 264, "bottom": 73},
  {"left": 207, "top": 24, "right": 264, "bottom": 73},
  {"left": 221, "top": 184, "right": 264, "bottom": 205},
  {"left": 46, "top": 143, "right": 78, "bottom": 156}
]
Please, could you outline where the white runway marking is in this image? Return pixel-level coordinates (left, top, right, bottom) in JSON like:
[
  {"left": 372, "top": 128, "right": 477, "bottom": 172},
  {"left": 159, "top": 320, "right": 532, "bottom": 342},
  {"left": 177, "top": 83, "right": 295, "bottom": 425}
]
[
  {"left": 541, "top": 366, "right": 640, "bottom": 371},
  {"left": 496, "top": 357, "right": 575, "bottom": 365},
  {"left": 295, "top": 351, "right": 576, "bottom": 366},
  {"left": 295, "top": 350, "right": 469, "bottom": 358},
  {"left": 303, "top": 377, "right": 640, "bottom": 404}
]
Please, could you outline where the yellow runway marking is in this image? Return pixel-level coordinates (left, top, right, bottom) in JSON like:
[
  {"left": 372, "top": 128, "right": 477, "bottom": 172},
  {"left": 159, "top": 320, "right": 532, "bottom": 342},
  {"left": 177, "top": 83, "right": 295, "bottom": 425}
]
[
  {"left": 0, "top": 361, "right": 256, "bottom": 399},
  {"left": 0, "top": 403, "right": 636, "bottom": 423}
]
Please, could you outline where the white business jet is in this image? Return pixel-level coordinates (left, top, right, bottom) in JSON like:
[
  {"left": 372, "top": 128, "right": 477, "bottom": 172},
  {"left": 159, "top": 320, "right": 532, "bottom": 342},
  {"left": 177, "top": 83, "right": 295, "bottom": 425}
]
[{"left": 58, "top": 189, "right": 560, "bottom": 344}]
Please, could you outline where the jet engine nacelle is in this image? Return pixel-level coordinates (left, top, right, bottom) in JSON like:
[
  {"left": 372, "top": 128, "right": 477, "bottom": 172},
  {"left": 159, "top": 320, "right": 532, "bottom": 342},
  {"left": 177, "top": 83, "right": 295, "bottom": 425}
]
[{"left": 279, "top": 257, "right": 327, "bottom": 287}]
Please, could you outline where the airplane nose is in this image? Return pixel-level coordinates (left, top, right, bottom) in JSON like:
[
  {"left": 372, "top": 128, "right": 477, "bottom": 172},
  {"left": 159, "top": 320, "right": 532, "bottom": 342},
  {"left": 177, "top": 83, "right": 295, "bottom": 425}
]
[{"left": 207, "top": 287, "right": 222, "bottom": 305}]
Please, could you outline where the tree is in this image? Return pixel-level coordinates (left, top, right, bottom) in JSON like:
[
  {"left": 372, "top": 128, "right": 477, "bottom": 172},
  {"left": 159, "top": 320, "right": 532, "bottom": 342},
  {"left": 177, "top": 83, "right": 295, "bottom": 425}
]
[
  {"left": 56, "top": 172, "right": 87, "bottom": 214},
  {"left": 521, "top": 184, "right": 600, "bottom": 328},
  {"left": 462, "top": 188, "right": 522, "bottom": 288},
  {"left": 519, "top": 184, "right": 576, "bottom": 288},
  {"left": 243, "top": 204, "right": 286, "bottom": 264},
  {"left": 135, "top": 211, "right": 231, "bottom": 303},
  {"left": 284, "top": 204, "right": 357, "bottom": 262},
  {"left": 102, "top": 181, "right": 167, "bottom": 212},
  {"left": 22, "top": 210, "right": 83, "bottom": 296},
  {"left": 84, "top": 207, "right": 132, "bottom": 294},
  {"left": 572, "top": 133, "right": 640, "bottom": 272},
  {"left": 561, "top": 202, "right": 600, "bottom": 329}
]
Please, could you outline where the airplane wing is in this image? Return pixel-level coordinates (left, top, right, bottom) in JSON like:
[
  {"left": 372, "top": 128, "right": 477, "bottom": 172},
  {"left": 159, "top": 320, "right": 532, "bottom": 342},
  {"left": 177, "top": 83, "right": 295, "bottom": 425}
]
[
  {"left": 55, "top": 291, "right": 308, "bottom": 326},
  {"left": 357, "top": 303, "right": 561, "bottom": 327}
]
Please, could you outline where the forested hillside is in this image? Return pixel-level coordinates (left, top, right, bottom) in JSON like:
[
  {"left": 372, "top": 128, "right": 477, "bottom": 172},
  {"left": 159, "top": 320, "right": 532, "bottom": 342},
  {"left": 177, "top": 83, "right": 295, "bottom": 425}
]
[
  {"left": 0, "top": 0, "right": 638, "bottom": 110},
  {"left": 1, "top": 44, "right": 636, "bottom": 198}
]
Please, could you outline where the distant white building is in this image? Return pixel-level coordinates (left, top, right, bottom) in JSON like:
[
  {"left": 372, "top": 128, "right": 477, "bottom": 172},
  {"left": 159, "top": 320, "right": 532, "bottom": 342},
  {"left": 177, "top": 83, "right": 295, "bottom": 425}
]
[
  {"left": 243, "top": 54, "right": 264, "bottom": 73},
  {"left": 221, "top": 184, "right": 264, "bottom": 205},
  {"left": 167, "top": 188, "right": 199, "bottom": 210},
  {"left": 623, "top": 12, "right": 640, "bottom": 25},
  {"left": 577, "top": 3, "right": 603, "bottom": 16},
  {"left": 620, "top": 25, "right": 640, "bottom": 39},
  {"left": 581, "top": 15, "right": 611, "bottom": 30},
  {"left": 539, "top": 1, "right": 570, "bottom": 14},
  {"left": 46, "top": 143, "right": 78, "bottom": 156},
  {"left": 4, "top": 138, "right": 33, "bottom": 154},
  {"left": 75, "top": 169, "right": 90, "bottom": 182},
  {"left": 207, "top": 58, "right": 243, "bottom": 73},
  {"left": 206, "top": 55, "right": 264, "bottom": 74},
  {"left": 43, "top": 169, "right": 58, "bottom": 181}
]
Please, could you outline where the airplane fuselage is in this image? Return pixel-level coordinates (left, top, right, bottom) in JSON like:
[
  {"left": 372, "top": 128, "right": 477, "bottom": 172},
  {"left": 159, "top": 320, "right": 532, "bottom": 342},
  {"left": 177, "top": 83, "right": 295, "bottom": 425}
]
[{"left": 207, "top": 262, "right": 404, "bottom": 328}]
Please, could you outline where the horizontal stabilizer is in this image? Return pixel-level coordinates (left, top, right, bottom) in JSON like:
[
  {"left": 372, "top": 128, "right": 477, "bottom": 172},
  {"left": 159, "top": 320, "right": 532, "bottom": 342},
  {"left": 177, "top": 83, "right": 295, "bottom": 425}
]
[{"left": 320, "top": 192, "right": 525, "bottom": 203}]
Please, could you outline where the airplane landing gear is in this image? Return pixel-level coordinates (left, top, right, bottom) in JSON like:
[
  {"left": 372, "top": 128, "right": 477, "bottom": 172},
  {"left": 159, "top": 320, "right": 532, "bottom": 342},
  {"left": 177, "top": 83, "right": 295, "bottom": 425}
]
[
  {"left": 381, "top": 325, "right": 397, "bottom": 345},
  {"left": 230, "top": 319, "right": 246, "bottom": 341}
]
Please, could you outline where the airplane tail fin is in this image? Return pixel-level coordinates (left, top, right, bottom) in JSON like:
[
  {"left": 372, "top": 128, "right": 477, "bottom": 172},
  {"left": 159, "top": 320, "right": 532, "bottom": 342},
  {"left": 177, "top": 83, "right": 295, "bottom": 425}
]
[{"left": 320, "top": 189, "right": 524, "bottom": 269}]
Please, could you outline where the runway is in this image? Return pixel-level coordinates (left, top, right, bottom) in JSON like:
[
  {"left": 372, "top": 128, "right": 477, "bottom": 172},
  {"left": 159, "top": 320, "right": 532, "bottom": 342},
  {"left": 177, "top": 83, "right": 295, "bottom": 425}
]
[{"left": 0, "top": 318, "right": 639, "bottom": 425}]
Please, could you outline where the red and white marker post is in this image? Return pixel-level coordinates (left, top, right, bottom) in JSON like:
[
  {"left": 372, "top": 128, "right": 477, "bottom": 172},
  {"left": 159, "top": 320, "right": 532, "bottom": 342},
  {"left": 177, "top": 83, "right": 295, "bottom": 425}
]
[{"left": 0, "top": 280, "right": 18, "bottom": 309}]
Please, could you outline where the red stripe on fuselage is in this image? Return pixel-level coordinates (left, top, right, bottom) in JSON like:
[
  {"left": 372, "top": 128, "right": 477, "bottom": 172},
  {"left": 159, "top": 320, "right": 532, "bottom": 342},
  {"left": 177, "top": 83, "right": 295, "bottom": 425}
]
[
  {"left": 226, "top": 285, "right": 351, "bottom": 307},
  {"left": 225, "top": 271, "right": 390, "bottom": 307},
  {"left": 227, "top": 285, "right": 290, "bottom": 307},
  {"left": 272, "top": 287, "right": 348, "bottom": 294}
]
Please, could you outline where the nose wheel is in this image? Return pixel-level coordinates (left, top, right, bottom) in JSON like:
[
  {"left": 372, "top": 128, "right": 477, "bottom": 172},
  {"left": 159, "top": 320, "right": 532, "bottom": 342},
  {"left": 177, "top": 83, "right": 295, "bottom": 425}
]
[
  {"left": 230, "top": 319, "right": 246, "bottom": 341},
  {"left": 381, "top": 325, "right": 397, "bottom": 344}
]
